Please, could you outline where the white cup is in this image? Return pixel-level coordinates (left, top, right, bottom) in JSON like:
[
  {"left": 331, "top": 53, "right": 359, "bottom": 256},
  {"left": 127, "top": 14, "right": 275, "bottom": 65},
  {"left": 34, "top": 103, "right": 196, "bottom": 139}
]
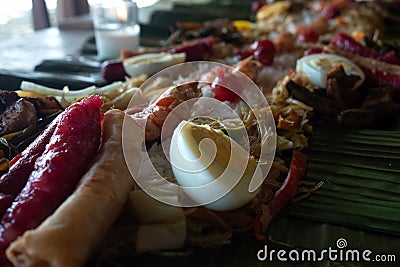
[{"left": 90, "top": 1, "right": 140, "bottom": 60}]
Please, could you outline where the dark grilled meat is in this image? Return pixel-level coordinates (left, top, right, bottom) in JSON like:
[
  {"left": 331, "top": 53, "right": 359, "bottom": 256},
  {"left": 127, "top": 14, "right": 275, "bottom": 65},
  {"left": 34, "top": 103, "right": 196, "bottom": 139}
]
[
  {"left": 0, "top": 91, "right": 19, "bottom": 113},
  {"left": 0, "top": 99, "right": 37, "bottom": 136},
  {"left": 326, "top": 65, "right": 362, "bottom": 109},
  {"left": 24, "top": 96, "right": 63, "bottom": 117},
  {"left": 338, "top": 87, "right": 400, "bottom": 127},
  {"left": 285, "top": 80, "right": 339, "bottom": 118}
]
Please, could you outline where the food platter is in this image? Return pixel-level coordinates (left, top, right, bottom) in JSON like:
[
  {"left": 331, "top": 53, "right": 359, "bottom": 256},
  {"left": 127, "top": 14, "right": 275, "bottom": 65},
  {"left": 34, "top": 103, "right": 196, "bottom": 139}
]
[{"left": 1, "top": 1, "right": 400, "bottom": 267}]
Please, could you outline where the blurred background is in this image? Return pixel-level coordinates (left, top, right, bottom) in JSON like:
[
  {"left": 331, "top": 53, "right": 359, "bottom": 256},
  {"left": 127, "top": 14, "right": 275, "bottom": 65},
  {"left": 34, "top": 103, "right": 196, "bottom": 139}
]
[
  {"left": 0, "top": 0, "right": 214, "bottom": 40},
  {"left": 0, "top": 0, "right": 57, "bottom": 37}
]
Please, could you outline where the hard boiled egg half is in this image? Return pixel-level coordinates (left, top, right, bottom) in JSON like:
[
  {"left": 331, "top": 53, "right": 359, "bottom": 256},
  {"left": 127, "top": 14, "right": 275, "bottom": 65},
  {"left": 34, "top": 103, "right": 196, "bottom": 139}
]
[
  {"left": 169, "top": 120, "right": 262, "bottom": 211},
  {"left": 296, "top": 53, "right": 365, "bottom": 90}
]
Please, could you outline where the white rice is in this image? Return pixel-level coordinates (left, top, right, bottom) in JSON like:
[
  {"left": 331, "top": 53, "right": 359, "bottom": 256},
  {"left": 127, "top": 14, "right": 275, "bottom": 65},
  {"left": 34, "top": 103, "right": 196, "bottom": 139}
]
[
  {"left": 257, "top": 52, "right": 300, "bottom": 93},
  {"left": 138, "top": 141, "right": 174, "bottom": 181}
]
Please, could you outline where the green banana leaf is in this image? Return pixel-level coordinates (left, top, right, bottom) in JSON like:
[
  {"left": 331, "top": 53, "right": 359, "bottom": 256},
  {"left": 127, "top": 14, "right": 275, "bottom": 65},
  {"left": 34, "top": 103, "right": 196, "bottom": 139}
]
[{"left": 282, "top": 127, "right": 400, "bottom": 235}]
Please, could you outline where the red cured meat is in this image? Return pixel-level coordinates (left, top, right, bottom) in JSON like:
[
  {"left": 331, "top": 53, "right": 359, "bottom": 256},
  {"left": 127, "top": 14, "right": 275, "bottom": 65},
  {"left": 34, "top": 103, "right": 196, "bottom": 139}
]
[
  {"left": 331, "top": 32, "right": 400, "bottom": 65},
  {"left": 0, "top": 118, "right": 59, "bottom": 218},
  {"left": 0, "top": 95, "right": 103, "bottom": 266}
]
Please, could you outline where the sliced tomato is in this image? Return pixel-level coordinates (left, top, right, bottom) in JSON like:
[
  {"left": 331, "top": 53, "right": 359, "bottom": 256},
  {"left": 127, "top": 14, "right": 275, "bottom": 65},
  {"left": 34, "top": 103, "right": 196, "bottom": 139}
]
[
  {"left": 211, "top": 68, "right": 244, "bottom": 103},
  {"left": 212, "top": 85, "right": 241, "bottom": 103}
]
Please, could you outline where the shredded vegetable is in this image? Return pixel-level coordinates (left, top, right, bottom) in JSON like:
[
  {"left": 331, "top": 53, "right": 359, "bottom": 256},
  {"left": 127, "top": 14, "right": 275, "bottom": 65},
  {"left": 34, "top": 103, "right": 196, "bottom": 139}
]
[{"left": 19, "top": 81, "right": 139, "bottom": 109}]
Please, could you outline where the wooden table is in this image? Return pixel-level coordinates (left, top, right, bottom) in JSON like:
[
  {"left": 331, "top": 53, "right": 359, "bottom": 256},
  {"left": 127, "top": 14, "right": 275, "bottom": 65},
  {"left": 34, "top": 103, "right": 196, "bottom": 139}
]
[
  {"left": 0, "top": 28, "right": 101, "bottom": 90},
  {"left": 0, "top": 28, "right": 93, "bottom": 71}
]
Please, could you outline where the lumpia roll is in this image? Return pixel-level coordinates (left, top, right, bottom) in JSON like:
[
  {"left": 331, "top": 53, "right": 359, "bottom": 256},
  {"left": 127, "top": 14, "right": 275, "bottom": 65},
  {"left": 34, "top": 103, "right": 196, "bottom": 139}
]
[{"left": 6, "top": 109, "right": 142, "bottom": 267}]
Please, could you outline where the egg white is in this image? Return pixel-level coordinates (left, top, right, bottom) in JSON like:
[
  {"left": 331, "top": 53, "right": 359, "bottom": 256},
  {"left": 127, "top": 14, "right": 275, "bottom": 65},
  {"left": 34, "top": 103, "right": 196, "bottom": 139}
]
[
  {"left": 169, "top": 120, "right": 261, "bottom": 211},
  {"left": 296, "top": 53, "right": 365, "bottom": 90}
]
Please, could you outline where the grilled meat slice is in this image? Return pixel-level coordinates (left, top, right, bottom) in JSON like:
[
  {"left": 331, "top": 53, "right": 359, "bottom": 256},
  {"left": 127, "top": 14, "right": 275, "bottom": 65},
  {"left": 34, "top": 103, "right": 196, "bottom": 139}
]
[
  {"left": 24, "top": 96, "right": 63, "bottom": 117},
  {"left": 285, "top": 80, "right": 339, "bottom": 118},
  {"left": 0, "top": 99, "right": 37, "bottom": 136}
]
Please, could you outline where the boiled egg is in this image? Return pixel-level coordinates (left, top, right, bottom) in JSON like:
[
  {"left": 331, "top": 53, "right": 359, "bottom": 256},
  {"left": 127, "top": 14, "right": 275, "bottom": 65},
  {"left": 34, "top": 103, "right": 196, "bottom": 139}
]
[
  {"left": 169, "top": 120, "right": 262, "bottom": 211},
  {"left": 296, "top": 53, "right": 365, "bottom": 90},
  {"left": 123, "top": 52, "right": 186, "bottom": 77}
]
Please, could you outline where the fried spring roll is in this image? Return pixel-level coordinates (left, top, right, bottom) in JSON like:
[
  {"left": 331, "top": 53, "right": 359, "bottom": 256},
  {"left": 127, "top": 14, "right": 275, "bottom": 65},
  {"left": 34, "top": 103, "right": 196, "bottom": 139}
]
[{"left": 6, "top": 110, "right": 142, "bottom": 267}]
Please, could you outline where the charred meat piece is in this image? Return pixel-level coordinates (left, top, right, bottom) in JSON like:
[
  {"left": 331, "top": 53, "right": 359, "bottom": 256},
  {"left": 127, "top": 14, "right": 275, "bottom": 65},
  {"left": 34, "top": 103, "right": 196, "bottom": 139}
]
[
  {"left": 0, "top": 99, "right": 37, "bottom": 136},
  {"left": 337, "top": 108, "right": 376, "bottom": 128},
  {"left": 0, "top": 91, "right": 19, "bottom": 113},
  {"left": 286, "top": 80, "right": 339, "bottom": 118},
  {"left": 326, "top": 65, "right": 362, "bottom": 109},
  {"left": 337, "top": 101, "right": 400, "bottom": 128},
  {"left": 0, "top": 94, "right": 63, "bottom": 163},
  {"left": 336, "top": 87, "right": 399, "bottom": 127},
  {"left": 24, "top": 96, "right": 63, "bottom": 117},
  {"left": 361, "top": 87, "right": 393, "bottom": 107}
]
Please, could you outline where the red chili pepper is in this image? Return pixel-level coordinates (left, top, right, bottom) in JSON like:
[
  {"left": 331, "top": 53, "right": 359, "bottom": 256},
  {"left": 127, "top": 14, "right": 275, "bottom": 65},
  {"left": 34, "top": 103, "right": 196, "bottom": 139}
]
[
  {"left": 0, "top": 95, "right": 103, "bottom": 266},
  {"left": 268, "top": 151, "right": 307, "bottom": 215},
  {"left": 255, "top": 151, "right": 307, "bottom": 238}
]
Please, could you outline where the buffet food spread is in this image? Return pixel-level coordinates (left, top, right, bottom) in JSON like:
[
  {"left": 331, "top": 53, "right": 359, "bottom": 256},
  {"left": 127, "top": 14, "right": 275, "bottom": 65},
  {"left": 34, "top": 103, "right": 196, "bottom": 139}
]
[{"left": 0, "top": 1, "right": 399, "bottom": 266}]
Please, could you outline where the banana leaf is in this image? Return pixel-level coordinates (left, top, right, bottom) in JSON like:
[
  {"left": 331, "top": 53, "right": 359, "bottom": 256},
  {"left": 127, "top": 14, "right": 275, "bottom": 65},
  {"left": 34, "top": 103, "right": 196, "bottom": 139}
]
[
  {"left": 278, "top": 126, "right": 400, "bottom": 236},
  {"left": 267, "top": 126, "right": 400, "bottom": 267}
]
